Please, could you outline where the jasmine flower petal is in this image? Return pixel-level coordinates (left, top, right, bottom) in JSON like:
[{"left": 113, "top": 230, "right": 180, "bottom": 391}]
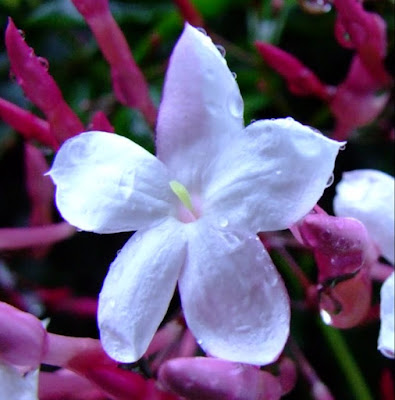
[
  {"left": 334, "top": 169, "right": 394, "bottom": 358},
  {"left": 0, "top": 362, "right": 38, "bottom": 400},
  {"left": 334, "top": 169, "right": 394, "bottom": 264},
  {"left": 179, "top": 220, "right": 290, "bottom": 365},
  {"left": 156, "top": 23, "right": 243, "bottom": 189},
  {"left": 205, "top": 118, "right": 344, "bottom": 232},
  {"left": 98, "top": 218, "right": 186, "bottom": 362},
  {"left": 49, "top": 131, "right": 175, "bottom": 233},
  {"left": 378, "top": 272, "right": 394, "bottom": 358}
]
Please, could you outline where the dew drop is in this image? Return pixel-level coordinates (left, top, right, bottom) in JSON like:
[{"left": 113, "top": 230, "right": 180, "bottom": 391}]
[
  {"left": 17, "top": 29, "right": 25, "bottom": 39},
  {"left": 37, "top": 57, "right": 49, "bottom": 71},
  {"left": 320, "top": 309, "right": 333, "bottom": 325},
  {"left": 215, "top": 44, "right": 226, "bottom": 58},
  {"left": 250, "top": 119, "right": 256, "bottom": 123},
  {"left": 196, "top": 27, "right": 207, "bottom": 35},
  {"left": 235, "top": 325, "right": 250, "bottom": 333},
  {"left": 231, "top": 71, "right": 237, "bottom": 79},
  {"left": 326, "top": 173, "right": 334, "bottom": 188},
  {"left": 275, "top": 170, "right": 282, "bottom": 176},
  {"left": 219, "top": 217, "right": 229, "bottom": 228},
  {"left": 197, "top": 339, "right": 203, "bottom": 346},
  {"left": 339, "top": 143, "right": 346, "bottom": 151},
  {"left": 227, "top": 91, "right": 244, "bottom": 119}
]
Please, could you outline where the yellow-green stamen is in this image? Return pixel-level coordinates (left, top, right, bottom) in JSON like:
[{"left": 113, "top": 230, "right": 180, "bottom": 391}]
[{"left": 169, "top": 180, "right": 193, "bottom": 211}]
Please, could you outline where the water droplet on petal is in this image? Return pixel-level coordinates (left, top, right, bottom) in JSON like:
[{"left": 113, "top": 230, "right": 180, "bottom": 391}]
[
  {"left": 216, "top": 44, "right": 226, "bottom": 57},
  {"left": 339, "top": 143, "right": 346, "bottom": 151},
  {"left": 197, "top": 339, "right": 203, "bottom": 346},
  {"left": 235, "top": 325, "right": 250, "bottom": 333},
  {"left": 227, "top": 90, "right": 244, "bottom": 119},
  {"left": 326, "top": 173, "right": 334, "bottom": 188},
  {"left": 219, "top": 218, "right": 229, "bottom": 228},
  {"left": 231, "top": 71, "right": 237, "bottom": 79},
  {"left": 196, "top": 27, "right": 207, "bottom": 35},
  {"left": 276, "top": 170, "right": 282, "bottom": 176},
  {"left": 250, "top": 119, "right": 256, "bottom": 123}
]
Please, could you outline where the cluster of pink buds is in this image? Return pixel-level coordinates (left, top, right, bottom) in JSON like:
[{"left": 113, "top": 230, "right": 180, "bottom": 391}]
[{"left": 256, "top": 0, "right": 392, "bottom": 140}]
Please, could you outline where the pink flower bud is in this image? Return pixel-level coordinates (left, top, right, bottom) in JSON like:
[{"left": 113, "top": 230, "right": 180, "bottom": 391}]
[
  {"left": 330, "top": 56, "right": 390, "bottom": 140},
  {"left": 71, "top": 0, "right": 157, "bottom": 128},
  {"left": 89, "top": 111, "right": 115, "bottom": 133},
  {"left": 5, "top": 19, "right": 84, "bottom": 145},
  {"left": 295, "top": 213, "right": 378, "bottom": 328},
  {"left": 319, "top": 270, "right": 372, "bottom": 328},
  {"left": 0, "top": 223, "right": 75, "bottom": 251},
  {"left": 297, "top": 213, "right": 377, "bottom": 282},
  {"left": 333, "top": 0, "right": 390, "bottom": 85},
  {"left": 255, "top": 42, "right": 330, "bottom": 100},
  {"left": 173, "top": 0, "right": 204, "bottom": 27},
  {"left": 39, "top": 369, "right": 106, "bottom": 400},
  {"left": 24, "top": 144, "right": 54, "bottom": 228},
  {"left": 158, "top": 357, "right": 282, "bottom": 400},
  {"left": 0, "top": 97, "right": 56, "bottom": 150},
  {"left": 0, "top": 302, "right": 47, "bottom": 368}
]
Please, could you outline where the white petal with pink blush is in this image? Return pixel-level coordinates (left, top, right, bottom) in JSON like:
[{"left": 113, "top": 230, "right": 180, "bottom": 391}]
[
  {"left": 49, "top": 24, "right": 343, "bottom": 365},
  {"left": 334, "top": 169, "right": 394, "bottom": 358}
]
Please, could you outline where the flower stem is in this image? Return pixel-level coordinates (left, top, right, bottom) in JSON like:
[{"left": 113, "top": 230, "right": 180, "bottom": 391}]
[{"left": 319, "top": 321, "right": 374, "bottom": 400}]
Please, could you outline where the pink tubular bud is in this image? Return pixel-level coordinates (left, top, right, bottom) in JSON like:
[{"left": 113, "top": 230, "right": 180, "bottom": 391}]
[
  {"left": 255, "top": 42, "right": 330, "bottom": 101},
  {"left": 24, "top": 144, "right": 54, "bottom": 227},
  {"left": 39, "top": 369, "right": 106, "bottom": 400},
  {"left": 278, "top": 357, "right": 297, "bottom": 395},
  {"left": 158, "top": 357, "right": 282, "bottom": 400},
  {"left": 89, "top": 111, "right": 115, "bottom": 133},
  {"left": 333, "top": 0, "right": 390, "bottom": 85},
  {"left": 0, "top": 98, "right": 57, "bottom": 150},
  {"left": 173, "top": 0, "right": 204, "bottom": 27},
  {"left": 0, "top": 223, "right": 76, "bottom": 251},
  {"left": 297, "top": 213, "right": 377, "bottom": 282},
  {"left": 319, "top": 270, "right": 372, "bottom": 329},
  {"left": 295, "top": 213, "right": 378, "bottom": 328},
  {"left": 5, "top": 19, "right": 84, "bottom": 145},
  {"left": 0, "top": 302, "right": 47, "bottom": 368},
  {"left": 71, "top": 0, "right": 157, "bottom": 128},
  {"left": 330, "top": 56, "right": 390, "bottom": 140}
]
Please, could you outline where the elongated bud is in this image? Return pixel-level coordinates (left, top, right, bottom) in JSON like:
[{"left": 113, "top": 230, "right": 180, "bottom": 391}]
[
  {"left": 294, "top": 213, "right": 378, "bottom": 328},
  {"left": 255, "top": 42, "right": 330, "bottom": 100},
  {"left": 158, "top": 357, "right": 282, "bottom": 400},
  {"left": 0, "top": 302, "right": 47, "bottom": 368},
  {"left": 71, "top": 0, "right": 157, "bottom": 128},
  {"left": 0, "top": 98, "right": 56, "bottom": 149},
  {"left": 5, "top": 19, "right": 84, "bottom": 145}
]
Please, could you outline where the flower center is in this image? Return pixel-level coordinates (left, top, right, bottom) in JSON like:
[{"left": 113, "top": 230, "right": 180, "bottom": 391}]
[{"left": 169, "top": 180, "right": 199, "bottom": 223}]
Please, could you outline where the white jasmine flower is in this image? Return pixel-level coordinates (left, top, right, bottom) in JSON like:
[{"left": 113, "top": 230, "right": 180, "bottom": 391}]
[
  {"left": 49, "top": 24, "right": 343, "bottom": 365},
  {"left": 334, "top": 169, "right": 394, "bottom": 358}
]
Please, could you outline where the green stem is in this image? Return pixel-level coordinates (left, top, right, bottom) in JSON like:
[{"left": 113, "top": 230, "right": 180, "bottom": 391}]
[{"left": 319, "top": 321, "right": 374, "bottom": 400}]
